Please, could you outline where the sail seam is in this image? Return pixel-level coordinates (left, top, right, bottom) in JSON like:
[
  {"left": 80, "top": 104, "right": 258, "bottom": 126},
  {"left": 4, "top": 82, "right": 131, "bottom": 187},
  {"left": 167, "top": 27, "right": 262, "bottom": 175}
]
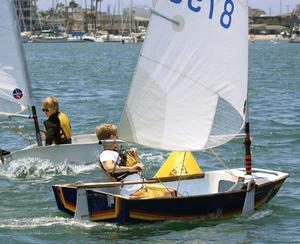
[{"left": 140, "top": 54, "right": 232, "bottom": 103}]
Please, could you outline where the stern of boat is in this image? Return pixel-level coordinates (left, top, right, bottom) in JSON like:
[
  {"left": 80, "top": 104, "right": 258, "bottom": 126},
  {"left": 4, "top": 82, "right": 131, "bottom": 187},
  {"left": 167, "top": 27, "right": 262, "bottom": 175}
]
[
  {"left": 52, "top": 184, "right": 77, "bottom": 216},
  {"left": 206, "top": 168, "right": 289, "bottom": 210}
]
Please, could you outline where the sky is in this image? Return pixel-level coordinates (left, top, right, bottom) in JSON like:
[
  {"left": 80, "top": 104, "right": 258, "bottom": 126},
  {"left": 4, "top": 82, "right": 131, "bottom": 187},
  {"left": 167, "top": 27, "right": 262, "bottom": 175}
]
[{"left": 37, "top": 0, "right": 299, "bottom": 16}]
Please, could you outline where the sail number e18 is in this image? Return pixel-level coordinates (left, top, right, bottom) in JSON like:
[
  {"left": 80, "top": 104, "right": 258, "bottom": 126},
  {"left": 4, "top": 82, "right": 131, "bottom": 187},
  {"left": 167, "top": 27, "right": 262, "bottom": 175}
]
[{"left": 170, "top": 0, "right": 235, "bottom": 29}]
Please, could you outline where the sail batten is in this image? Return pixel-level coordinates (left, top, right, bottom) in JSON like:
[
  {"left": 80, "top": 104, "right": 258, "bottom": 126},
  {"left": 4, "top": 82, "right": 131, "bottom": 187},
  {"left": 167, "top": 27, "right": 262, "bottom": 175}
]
[
  {"left": 0, "top": 0, "right": 33, "bottom": 116},
  {"left": 120, "top": 0, "right": 248, "bottom": 151}
]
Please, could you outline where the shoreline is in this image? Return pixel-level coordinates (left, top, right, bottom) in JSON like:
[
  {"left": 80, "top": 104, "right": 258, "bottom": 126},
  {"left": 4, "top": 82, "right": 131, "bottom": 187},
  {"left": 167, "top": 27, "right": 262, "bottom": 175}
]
[{"left": 249, "top": 34, "right": 288, "bottom": 41}]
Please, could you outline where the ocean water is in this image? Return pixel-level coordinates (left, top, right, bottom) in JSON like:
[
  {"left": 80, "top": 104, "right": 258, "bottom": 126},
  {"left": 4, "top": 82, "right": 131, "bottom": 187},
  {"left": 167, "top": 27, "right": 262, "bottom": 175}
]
[{"left": 0, "top": 41, "right": 299, "bottom": 243}]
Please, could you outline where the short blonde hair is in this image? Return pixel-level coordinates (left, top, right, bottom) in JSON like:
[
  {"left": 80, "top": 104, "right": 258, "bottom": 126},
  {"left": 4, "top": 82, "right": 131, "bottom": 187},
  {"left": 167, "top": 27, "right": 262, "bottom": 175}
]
[
  {"left": 96, "top": 123, "right": 117, "bottom": 140},
  {"left": 42, "top": 96, "right": 59, "bottom": 111}
]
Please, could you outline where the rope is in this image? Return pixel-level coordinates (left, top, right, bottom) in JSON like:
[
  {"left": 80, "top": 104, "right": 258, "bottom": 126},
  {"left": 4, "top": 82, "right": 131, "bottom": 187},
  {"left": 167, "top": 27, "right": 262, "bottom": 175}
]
[
  {"left": 0, "top": 121, "right": 36, "bottom": 144},
  {"left": 209, "top": 148, "right": 239, "bottom": 183},
  {"left": 149, "top": 154, "right": 178, "bottom": 197},
  {"left": 151, "top": 176, "right": 176, "bottom": 196},
  {"left": 136, "top": 155, "right": 172, "bottom": 193},
  {"left": 175, "top": 152, "right": 186, "bottom": 193},
  {"left": 226, "top": 181, "right": 240, "bottom": 192},
  {"left": 149, "top": 152, "right": 187, "bottom": 197}
]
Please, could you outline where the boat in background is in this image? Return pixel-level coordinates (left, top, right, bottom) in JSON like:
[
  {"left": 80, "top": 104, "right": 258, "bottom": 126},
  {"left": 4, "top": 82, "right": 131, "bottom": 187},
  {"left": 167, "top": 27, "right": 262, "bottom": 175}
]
[
  {"left": 104, "top": 34, "right": 123, "bottom": 42},
  {"left": 0, "top": 0, "right": 101, "bottom": 165},
  {"left": 121, "top": 35, "right": 137, "bottom": 43},
  {"left": 67, "top": 31, "right": 85, "bottom": 42},
  {"left": 67, "top": 35, "right": 84, "bottom": 42},
  {"left": 21, "top": 31, "right": 30, "bottom": 43},
  {"left": 82, "top": 34, "right": 104, "bottom": 43},
  {"left": 53, "top": 1, "right": 288, "bottom": 223},
  {"left": 29, "top": 30, "right": 69, "bottom": 43},
  {"left": 4, "top": 134, "right": 101, "bottom": 165},
  {"left": 289, "top": 27, "right": 300, "bottom": 43}
]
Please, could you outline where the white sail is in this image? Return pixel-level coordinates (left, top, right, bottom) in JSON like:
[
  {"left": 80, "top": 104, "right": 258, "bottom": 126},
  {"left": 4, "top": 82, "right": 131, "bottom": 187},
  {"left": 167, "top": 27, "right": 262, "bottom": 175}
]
[
  {"left": 0, "top": 0, "right": 33, "bottom": 116},
  {"left": 120, "top": 0, "right": 249, "bottom": 151}
]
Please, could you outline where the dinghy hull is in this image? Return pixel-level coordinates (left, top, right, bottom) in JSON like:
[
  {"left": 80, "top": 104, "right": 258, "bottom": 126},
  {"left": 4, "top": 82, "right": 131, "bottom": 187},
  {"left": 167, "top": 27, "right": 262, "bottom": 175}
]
[
  {"left": 3, "top": 134, "right": 101, "bottom": 165},
  {"left": 52, "top": 169, "right": 288, "bottom": 223}
]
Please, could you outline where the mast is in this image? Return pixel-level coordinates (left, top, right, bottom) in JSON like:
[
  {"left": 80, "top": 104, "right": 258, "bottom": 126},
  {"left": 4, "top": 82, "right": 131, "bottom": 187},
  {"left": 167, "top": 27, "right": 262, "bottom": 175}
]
[
  {"left": 20, "top": 8, "right": 43, "bottom": 147},
  {"left": 52, "top": 0, "right": 54, "bottom": 31},
  {"left": 244, "top": 103, "right": 252, "bottom": 175},
  {"left": 99, "top": 0, "right": 102, "bottom": 31},
  {"left": 84, "top": 0, "right": 87, "bottom": 32},
  {"left": 29, "top": 0, "right": 32, "bottom": 32},
  {"left": 118, "top": 0, "right": 120, "bottom": 34},
  {"left": 91, "top": 0, "right": 95, "bottom": 33},
  {"left": 31, "top": 106, "right": 43, "bottom": 146},
  {"left": 21, "top": 1, "right": 42, "bottom": 146},
  {"left": 244, "top": 1, "right": 252, "bottom": 175},
  {"left": 18, "top": 0, "right": 27, "bottom": 31},
  {"left": 95, "top": 0, "right": 98, "bottom": 33},
  {"left": 34, "top": 0, "right": 43, "bottom": 31},
  {"left": 130, "top": 0, "right": 133, "bottom": 33},
  {"left": 244, "top": 123, "right": 252, "bottom": 175}
]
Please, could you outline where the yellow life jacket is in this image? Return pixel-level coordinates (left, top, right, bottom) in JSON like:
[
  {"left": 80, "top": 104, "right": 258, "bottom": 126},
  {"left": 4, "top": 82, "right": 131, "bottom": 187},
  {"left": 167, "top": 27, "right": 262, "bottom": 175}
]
[
  {"left": 58, "top": 112, "right": 72, "bottom": 140},
  {"left": 98, "top": 150, "right": 137, "bottom": 182}
]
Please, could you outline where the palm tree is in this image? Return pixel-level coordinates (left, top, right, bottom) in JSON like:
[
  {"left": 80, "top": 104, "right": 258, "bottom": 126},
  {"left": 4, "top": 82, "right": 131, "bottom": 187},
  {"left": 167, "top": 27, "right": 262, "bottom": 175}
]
[
  {"left": 68, "top": 0, "right": 79, "bottom": 31},
  {"left": 84, "top": 0, "right": 88, "bottom": 32},
  {"left": 293, "top": 4, "right": 300, "bottom": 17},
  {"left": 56, "top": 2, "right": 65, "bottom": 18},
  {"left": 90, "top": 0, "right": 96, "bottom": 32},
  {"left": 95, "top": 0, "right": 102, "bottom": 31},
  {"left": 69, "top": 0, "right": 79, "bottom": 17}
]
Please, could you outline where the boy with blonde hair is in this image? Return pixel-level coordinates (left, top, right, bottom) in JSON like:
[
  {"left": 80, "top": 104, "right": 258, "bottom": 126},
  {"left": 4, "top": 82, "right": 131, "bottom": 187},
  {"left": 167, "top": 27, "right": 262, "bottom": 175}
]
[
  {"left": 96, "top": 123, "right": 178, "bottom": 198},
  {"left": 42, "top": 96, "right": 72, "bottom": 145}
]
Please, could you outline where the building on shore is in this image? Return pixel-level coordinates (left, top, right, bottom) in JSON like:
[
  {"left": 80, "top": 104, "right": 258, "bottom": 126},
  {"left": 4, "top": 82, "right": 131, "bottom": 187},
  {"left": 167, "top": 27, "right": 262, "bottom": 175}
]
[
  {"left": 15, "top": 0, "right": 38, "bottom": 32},
  {"left": 249, "top": 24, "right": 288, "bottom": 35},
  {"left": 249, "top": 13, "right": 300, "bottom": 35}
]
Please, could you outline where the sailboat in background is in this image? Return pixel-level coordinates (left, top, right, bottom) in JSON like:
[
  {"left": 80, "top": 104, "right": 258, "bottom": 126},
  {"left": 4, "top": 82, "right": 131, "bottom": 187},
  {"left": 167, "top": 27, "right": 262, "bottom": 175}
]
[
  {"left": 0, "top": 0, "right": 101, "bottom": 164},
  {"left": 289, "top": 26, "right": 300, "bottom": 43},
  {"left": 52, "top": 1, "right": 288, "bottom": 223}
]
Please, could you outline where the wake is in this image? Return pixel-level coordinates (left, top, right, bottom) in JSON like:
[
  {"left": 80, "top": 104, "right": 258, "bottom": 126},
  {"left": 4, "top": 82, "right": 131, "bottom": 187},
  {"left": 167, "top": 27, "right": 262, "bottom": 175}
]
[{"left": 0, "top": 158, "right": 98, "bottom": 179}]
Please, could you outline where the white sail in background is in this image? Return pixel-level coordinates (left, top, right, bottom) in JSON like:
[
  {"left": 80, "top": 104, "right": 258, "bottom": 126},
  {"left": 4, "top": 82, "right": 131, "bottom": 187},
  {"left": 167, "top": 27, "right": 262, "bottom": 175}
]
[
  {"left": 0, "top": 0, "right": 33, "bottom": 116},
  {"left": 120, "top": 0, "right": 249, "bottom": 151}
]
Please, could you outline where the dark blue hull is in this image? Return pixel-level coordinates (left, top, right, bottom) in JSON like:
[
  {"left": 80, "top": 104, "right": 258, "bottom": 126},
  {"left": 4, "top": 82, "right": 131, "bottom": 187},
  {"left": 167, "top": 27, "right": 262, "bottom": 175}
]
[{"left": 52, "top": 173, "right": 287, "bottom": 223}]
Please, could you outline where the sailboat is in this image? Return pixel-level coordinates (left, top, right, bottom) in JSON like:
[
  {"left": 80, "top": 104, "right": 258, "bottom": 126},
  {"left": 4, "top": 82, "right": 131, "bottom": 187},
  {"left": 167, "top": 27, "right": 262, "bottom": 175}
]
[
  {"left": 289, "top": 27, "right": 300, "bottom": 43},
  {"left": 0, "top": 0, "right": 101, "bottom": 164},
  {"left": 52, "top": 1, "right": 289, "bottom": 223}
]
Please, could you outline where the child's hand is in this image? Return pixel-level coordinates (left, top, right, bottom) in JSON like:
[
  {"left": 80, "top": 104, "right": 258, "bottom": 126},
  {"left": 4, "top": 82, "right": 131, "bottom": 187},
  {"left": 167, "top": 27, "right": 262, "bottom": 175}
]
[
  {"left": 128, "top": 148, "right": 138, "bottom": 157},
  {"left": 133, "top": 163, "right": 144, "bottom": 172}
]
